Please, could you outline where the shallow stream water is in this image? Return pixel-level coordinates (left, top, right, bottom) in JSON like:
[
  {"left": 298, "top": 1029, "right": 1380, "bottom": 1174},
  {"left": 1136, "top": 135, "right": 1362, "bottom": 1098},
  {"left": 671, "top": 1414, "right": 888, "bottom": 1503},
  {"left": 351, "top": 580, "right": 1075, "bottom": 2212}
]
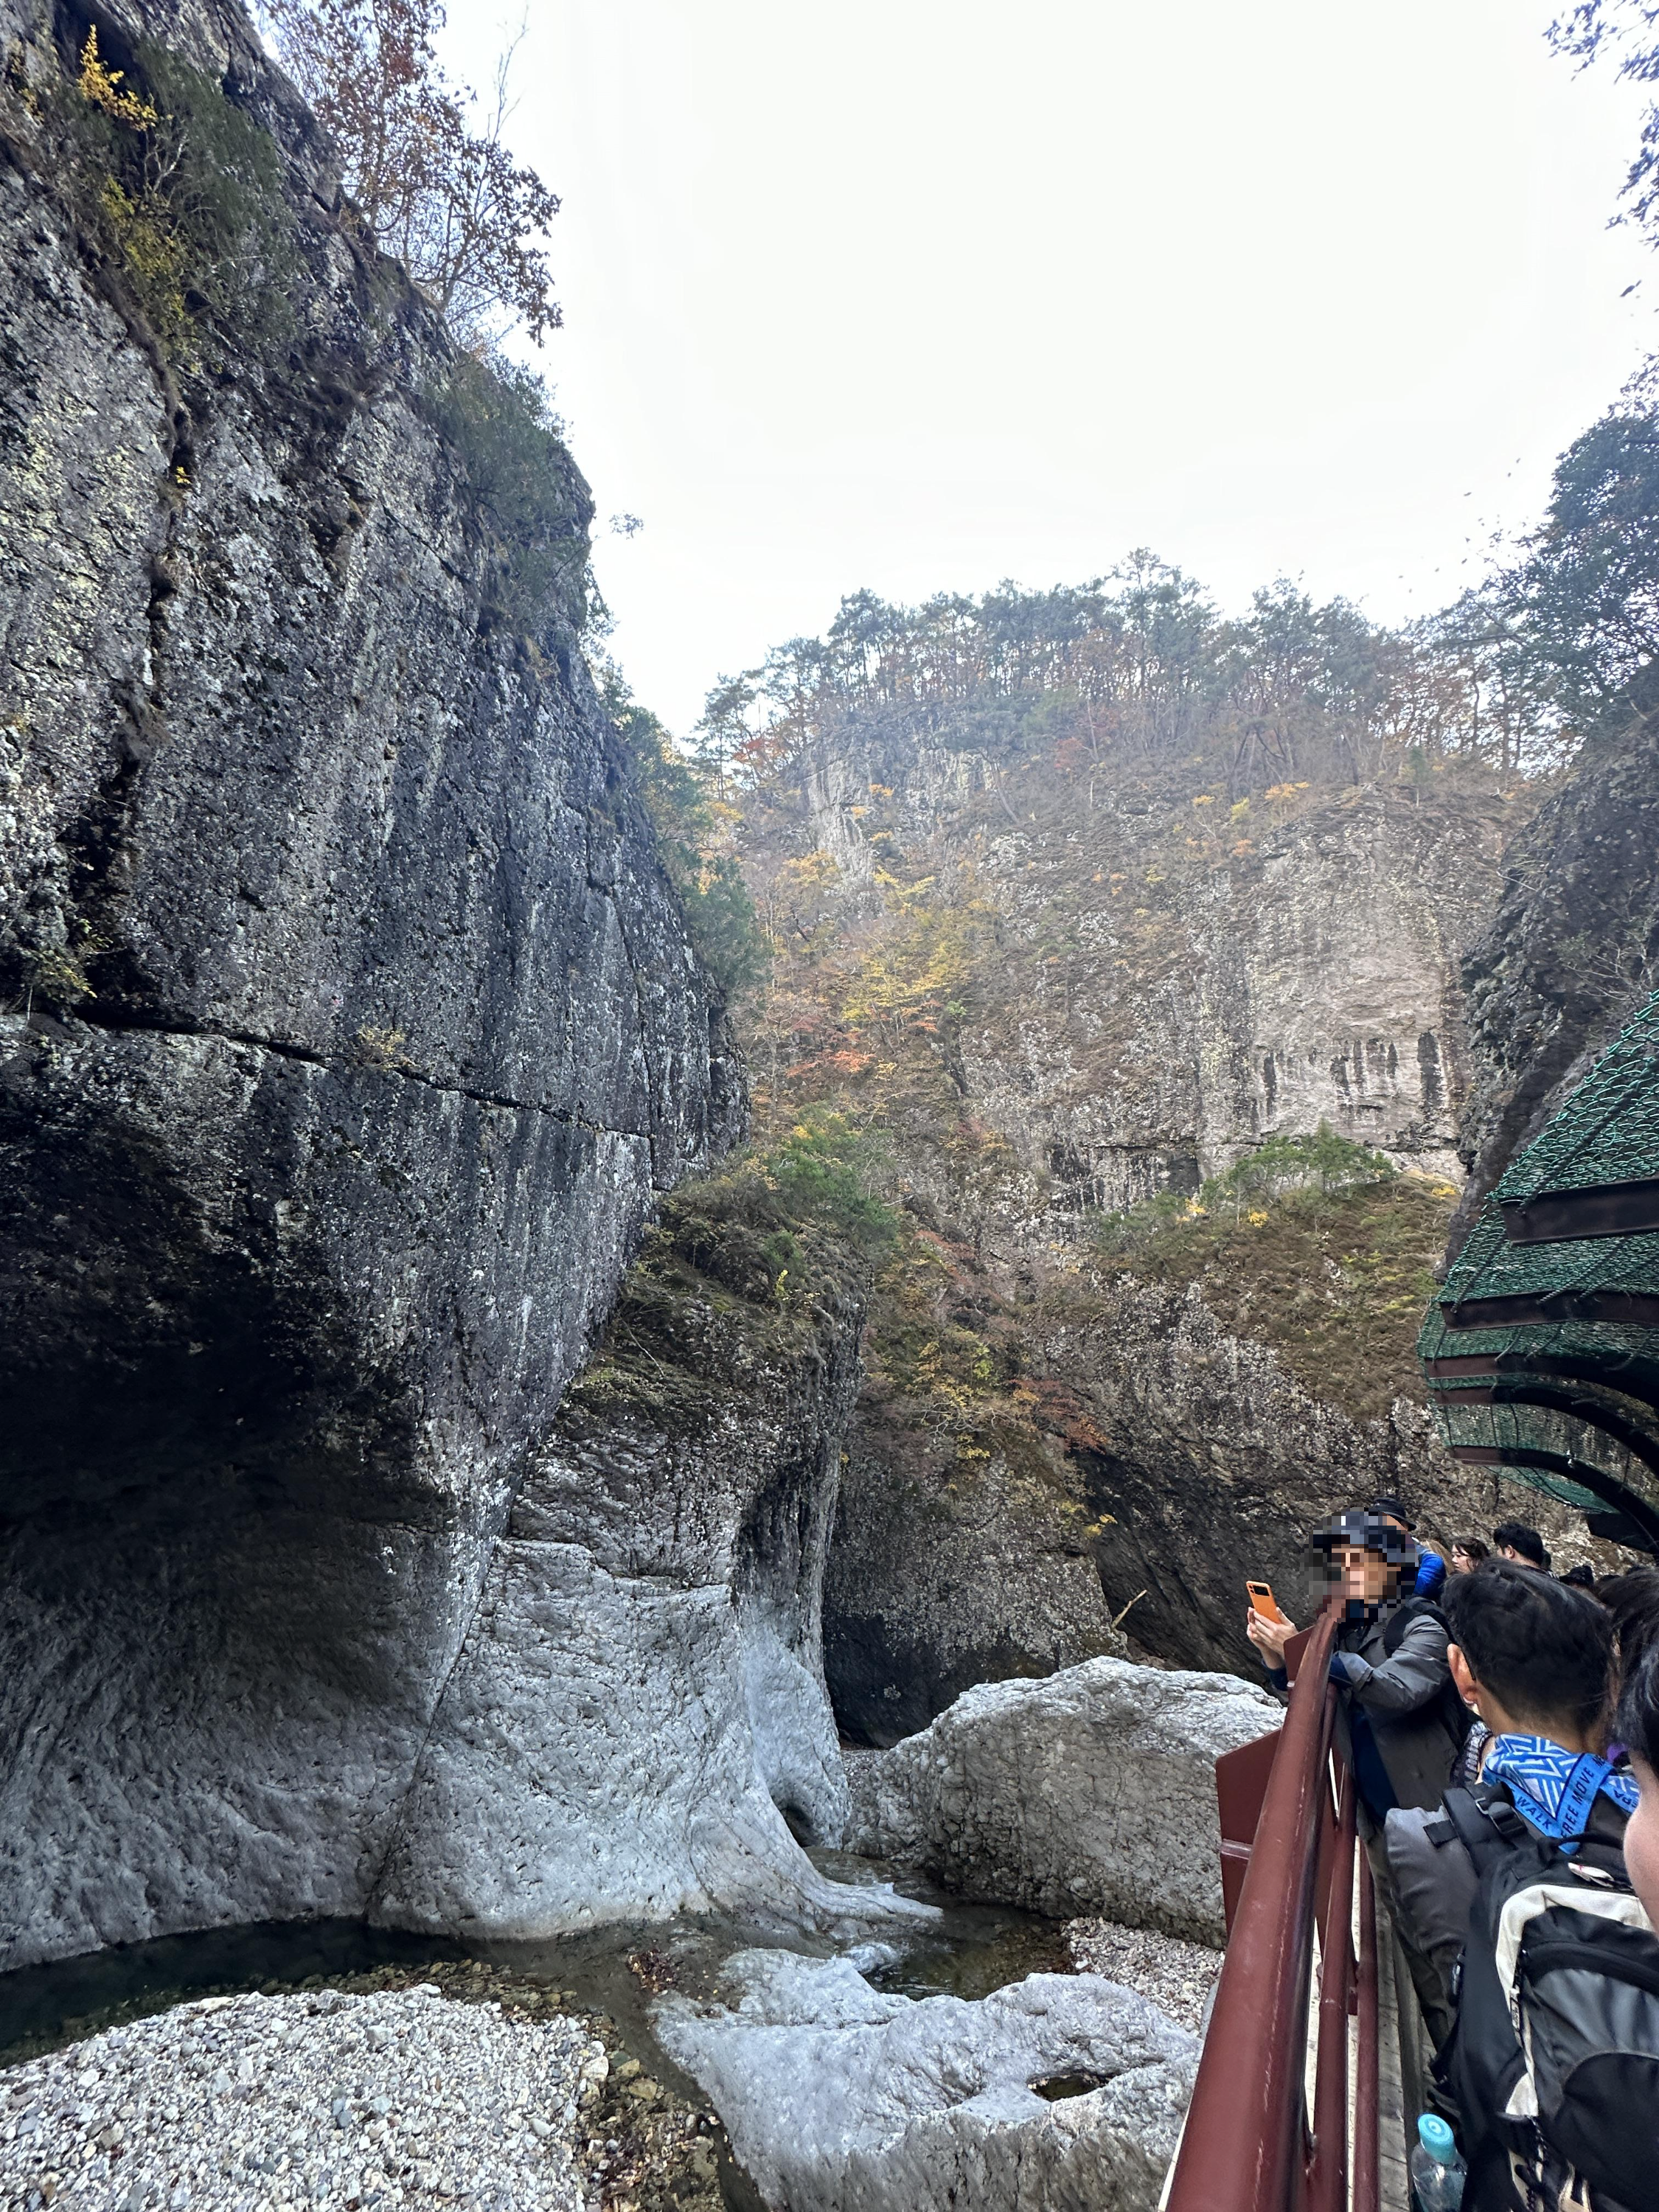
[{"left": 0, "top": 1857, "right": 1068, "bottom": 2210}]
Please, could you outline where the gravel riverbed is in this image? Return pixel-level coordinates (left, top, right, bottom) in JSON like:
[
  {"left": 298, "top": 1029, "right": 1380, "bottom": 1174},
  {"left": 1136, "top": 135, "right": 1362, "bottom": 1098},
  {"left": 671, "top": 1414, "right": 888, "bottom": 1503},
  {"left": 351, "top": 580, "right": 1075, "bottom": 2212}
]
[
  {"left": 1062, "top": 1921, "right": 1222, "bottom": 2035},
  {"left": 1, "top": 1921, "right": 1217, "bottom": 2211},
  {"left": 0, "top": 1982, "right": 722, "bottom": 2212}
]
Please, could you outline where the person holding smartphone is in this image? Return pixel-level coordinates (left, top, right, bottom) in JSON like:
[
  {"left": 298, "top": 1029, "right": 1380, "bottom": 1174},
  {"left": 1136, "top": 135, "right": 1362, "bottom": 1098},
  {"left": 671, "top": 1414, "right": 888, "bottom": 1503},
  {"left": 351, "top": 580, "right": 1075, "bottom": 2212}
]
[
  {"left": 1248, "top": 1509, "right": 1466, "bottom": 2043},
  {"left": 1246, "top": 1508, "right": 1463, "bottom": 1820}
]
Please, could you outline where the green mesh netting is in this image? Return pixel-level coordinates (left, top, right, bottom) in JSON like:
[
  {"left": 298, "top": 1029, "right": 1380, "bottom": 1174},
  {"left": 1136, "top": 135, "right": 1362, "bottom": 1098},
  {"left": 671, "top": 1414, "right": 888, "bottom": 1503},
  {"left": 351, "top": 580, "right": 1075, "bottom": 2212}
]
[
  {"left": 1427, "top": 1391, "right": 1659, "bottom": 1514},
  {"left": 1496, "top": 990, "right": 1659, "bottom": 1202},
  {"left": 1419, "top": 989, "right": 1659, "bottom": 1541},
  {"left": 1493, "top": 1463, "right": 1607, "bottom": 1514},
  {"left": 1437, "top": 1196, "right": 1659, "bottom": 1313},
  {"left": 1417, "top": 1300, "right": 1659, "bottom": 1405}
]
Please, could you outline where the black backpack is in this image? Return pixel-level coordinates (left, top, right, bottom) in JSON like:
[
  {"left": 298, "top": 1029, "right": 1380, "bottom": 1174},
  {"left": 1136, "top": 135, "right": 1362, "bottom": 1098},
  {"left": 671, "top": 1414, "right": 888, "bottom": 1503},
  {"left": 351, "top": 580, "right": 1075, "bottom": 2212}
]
[{"left": 1435, "top": 1780, "right": 1659, "bottom": 2211}]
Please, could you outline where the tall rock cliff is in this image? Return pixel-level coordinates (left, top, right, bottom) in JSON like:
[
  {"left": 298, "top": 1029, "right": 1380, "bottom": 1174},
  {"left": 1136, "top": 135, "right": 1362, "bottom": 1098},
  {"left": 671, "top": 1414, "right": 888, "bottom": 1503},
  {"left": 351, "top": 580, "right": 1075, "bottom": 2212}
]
[
  {"left": 731, "top": 718, "right": 1538, "bottom": 1721},
  {"left": 770, "top": 716, "right": 1509, "bottom": 1206},
  {"left": 0, "top": 0, "right": 772, "bottom": 1966},
  {"left": 1453, "top": 712, "right": 1659, "bottom": 1228}
]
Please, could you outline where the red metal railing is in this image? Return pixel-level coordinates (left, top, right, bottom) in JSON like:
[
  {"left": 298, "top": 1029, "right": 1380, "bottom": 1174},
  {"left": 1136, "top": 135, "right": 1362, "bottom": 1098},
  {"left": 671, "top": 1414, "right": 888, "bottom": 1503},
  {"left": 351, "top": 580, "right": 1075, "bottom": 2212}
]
[{"left": 1165, "top": 1607, "right": 1381, "bottom": 2212}]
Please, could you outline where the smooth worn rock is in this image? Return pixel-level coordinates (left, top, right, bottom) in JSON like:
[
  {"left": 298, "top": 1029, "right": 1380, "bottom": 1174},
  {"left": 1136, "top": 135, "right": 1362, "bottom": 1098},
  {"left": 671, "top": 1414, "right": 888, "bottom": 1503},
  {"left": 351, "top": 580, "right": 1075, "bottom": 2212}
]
[
  {"left": 844, "top": 1656, "right": 1280, "bottom": 1944},
  {"left": 0, "top": 0, "right": 745, "bottom": 1968},
  {"left": 653, "top": 1948, "right": 1198, "bottom": 2212},
  {"left": 373, "top": 1200, "right": 932, "bottom": 1943}
]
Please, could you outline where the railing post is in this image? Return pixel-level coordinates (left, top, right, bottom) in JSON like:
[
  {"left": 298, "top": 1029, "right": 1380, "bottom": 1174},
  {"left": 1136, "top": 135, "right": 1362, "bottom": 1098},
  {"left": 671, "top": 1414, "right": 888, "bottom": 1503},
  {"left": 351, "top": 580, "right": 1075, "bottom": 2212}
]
[
  {"left": 1165, "top": 1606, "right": 1340, "bottom": 2212},
  {"left": 1217, "top": 1728, "right": 1284, "bottom": 1935},
  {"left": 1307, "top": 1759, "right": 1355, "bottom": 2211},
  {"left": 1353, "top": 1842, "right": 1381, "bottom": 2212}
]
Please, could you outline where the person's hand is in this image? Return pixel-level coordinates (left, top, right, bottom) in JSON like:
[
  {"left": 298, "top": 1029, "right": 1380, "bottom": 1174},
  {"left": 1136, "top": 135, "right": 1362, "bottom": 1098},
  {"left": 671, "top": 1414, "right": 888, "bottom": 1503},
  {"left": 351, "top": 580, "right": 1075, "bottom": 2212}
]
[{"left": 1246, "top": 1607, "right": 1296, "bottom": 1667}]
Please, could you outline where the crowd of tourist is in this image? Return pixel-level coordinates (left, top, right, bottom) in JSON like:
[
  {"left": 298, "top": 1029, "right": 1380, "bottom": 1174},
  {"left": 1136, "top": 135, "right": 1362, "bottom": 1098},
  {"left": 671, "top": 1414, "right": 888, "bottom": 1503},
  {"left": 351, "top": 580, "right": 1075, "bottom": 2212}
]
[{"left": 1248, "top": 1503, "right": 1659, "bottom": 2211}]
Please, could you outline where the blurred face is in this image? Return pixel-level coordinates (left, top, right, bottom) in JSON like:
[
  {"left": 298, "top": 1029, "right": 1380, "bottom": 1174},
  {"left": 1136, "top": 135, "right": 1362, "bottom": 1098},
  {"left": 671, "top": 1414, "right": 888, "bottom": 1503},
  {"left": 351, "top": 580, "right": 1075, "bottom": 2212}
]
[
  {"left": 1450, "top": 1546, "right": 1478, "bottom": 1576},
  {"left": 1626, "top": 1755, "right": 1659, "bottom": 1931},
  {"left": 1332, "top": 1544, "right": 1394, "bottom": 1607}
]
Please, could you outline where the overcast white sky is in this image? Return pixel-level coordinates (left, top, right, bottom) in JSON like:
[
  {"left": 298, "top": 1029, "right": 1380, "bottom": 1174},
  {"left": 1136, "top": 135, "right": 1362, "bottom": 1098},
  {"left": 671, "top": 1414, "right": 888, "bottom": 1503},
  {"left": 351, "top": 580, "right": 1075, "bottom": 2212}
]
[{"left": 445, "top": 1, "right": 1655, "bottom": 737}]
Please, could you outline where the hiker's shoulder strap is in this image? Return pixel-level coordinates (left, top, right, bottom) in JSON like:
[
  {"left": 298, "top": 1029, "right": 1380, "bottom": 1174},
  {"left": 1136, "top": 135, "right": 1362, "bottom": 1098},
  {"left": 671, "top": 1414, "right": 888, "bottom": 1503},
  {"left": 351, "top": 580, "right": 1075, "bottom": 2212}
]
[
  {"left": 1442, "top": 1783, "right": 1532, "bottom": 1878},
  {"left": 1382, "top": 1597, "right": 1448, "bottom": 1657}
]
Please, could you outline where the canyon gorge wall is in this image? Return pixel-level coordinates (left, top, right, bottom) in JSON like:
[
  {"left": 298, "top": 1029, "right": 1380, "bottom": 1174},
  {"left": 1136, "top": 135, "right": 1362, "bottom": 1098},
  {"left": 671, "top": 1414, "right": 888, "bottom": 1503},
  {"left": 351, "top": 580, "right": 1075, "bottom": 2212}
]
[
  {"left": 732, "top": 714, "right": 1626, "bottom": 1722},
  {"left": 0, "top": 0, "right": 864, "bottom": 1971},
  {"left": 4, "top": 0, "right": 1657, "bottom": 1983},
  {"left": 1454, "top": 712, "right": 1659, "bottom": 1224},
  {"left": 784, "top": 717, "right": 1509, "bottom": 1206}
]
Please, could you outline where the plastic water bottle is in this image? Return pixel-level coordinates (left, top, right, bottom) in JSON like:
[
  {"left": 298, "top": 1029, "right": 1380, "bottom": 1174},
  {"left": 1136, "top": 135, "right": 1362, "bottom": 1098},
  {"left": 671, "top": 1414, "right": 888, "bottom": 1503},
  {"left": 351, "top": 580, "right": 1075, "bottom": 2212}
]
[{"left": 1410, "top": 2113, "right": 1466, "bottom": 2211}]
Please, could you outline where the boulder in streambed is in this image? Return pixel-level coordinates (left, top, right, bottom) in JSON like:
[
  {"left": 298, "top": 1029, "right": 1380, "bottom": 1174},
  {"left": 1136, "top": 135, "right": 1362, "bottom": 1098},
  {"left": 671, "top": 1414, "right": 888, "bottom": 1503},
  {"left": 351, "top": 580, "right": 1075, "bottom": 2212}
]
[
  {"left": 653, "top": 1947, "right": 1197, "bottom": 2212},
  {"left": 844, "top": 1656, "right": 1281, "bottom": 1944}
]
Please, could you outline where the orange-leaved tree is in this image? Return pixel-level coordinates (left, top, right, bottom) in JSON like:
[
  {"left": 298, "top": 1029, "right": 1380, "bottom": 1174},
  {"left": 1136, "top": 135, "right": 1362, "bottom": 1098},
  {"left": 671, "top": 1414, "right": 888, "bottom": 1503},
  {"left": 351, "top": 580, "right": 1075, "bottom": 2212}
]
[{"left": 262, "top": 0, "right": 559, "bottom": 344}]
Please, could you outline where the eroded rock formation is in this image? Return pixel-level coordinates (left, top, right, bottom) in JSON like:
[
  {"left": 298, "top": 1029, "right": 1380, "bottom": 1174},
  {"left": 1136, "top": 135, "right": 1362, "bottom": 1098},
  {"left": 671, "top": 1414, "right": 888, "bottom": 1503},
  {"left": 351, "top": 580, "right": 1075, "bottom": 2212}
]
[
  {"left": 844, "top": 1658, "right": 1281, "bottom": 1944},
  {"left": 654, "top": 1951, "right": 1197, "bottom": 2212},
  {"left": 372, "top": 1189, "right": 906, "bottom": 1940},
  {"left": 0, "top": 0, "right": 754, "bottom": 1966}
]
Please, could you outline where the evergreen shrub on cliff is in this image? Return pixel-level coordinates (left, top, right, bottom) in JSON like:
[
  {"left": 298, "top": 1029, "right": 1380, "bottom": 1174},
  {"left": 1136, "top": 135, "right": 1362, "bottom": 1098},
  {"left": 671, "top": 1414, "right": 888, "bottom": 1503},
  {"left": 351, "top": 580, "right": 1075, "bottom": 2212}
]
[
  {"left": 660, "top": 1110, "right": 897, "bottom": 1306},
  {"left": 572, "top": 1111, "right": 895, "bottom": 1439},
  {"left": 424, "top": 355, "right": 595, "bottom": 637},
  {"left": 1093, "top": 1124, "right": 1399, "bottom": 1253}
]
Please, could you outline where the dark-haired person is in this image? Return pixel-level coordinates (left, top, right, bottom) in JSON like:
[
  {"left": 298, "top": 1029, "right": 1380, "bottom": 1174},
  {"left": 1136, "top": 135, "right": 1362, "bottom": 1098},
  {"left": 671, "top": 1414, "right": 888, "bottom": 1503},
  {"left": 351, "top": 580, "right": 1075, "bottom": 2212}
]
[
  {"left": 1559, "top": 1559, "right": 1596, "bottom": 1589},
  {"left": 1250, "top": 1509, "right": 1462, "bottom": 2039},
  {"left": 1385, "top": 1562, "right": 1632, "bottom": 2067},
  {"left": 1449, "top": 1537, "right": 1489, "bottom": 1576},
  {"left": 1615, "top": 1637, "right": 1659, "bottom": 1932},
  {"left": 1492, "top": 1519, "right": 1550, "bottom": 1571},
  {"left": 1599, "top": 1567, "right": 1659, "bottom": 1682},
  {"left": 1370, "top": 1491, "right": 1447, "bottom": 1599},
  {"left": 1247, "top": 1508, "right": 1461, "bottom": 1818}
]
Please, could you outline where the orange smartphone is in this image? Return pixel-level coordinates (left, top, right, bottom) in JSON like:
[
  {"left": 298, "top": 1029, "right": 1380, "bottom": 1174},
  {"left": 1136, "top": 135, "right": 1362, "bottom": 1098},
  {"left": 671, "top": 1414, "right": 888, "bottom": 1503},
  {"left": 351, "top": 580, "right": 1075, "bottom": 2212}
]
[{"left": 1248, "top": 1579, "right": 1290, "bottom": 1625}]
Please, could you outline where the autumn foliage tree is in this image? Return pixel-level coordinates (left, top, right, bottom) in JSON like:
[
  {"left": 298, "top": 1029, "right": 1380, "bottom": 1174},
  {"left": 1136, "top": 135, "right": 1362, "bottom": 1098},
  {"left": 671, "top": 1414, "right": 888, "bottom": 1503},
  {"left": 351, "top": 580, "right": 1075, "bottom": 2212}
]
[{"left": 262, "top": 0, "right": 559, "bottom": 344}]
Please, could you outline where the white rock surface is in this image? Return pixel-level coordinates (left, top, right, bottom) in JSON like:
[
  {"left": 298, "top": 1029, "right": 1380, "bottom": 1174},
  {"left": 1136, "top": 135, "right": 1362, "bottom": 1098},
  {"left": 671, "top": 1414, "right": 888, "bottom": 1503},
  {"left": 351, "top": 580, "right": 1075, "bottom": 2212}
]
[
  {"left": 844, "top": 1656, "right": 1281, "bottom": 1943},
  {"left": 0, "top": 1986, "right": 597, "bottom": 2211},
  {"left": 740, "top": 1615, "right": 850, "bottom": 1848},
  {"left": 653, "top": 1948, "right": 1197, "bottom": 2212},
  {"left": 371, "top": 1543, "right": 924, "bottom": 1944}
]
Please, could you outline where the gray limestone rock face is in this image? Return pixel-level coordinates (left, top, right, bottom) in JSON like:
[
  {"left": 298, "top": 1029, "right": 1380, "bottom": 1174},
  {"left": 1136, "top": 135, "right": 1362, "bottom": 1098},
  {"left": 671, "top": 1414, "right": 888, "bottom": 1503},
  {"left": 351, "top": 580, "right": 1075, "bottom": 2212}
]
[
  {"left": 826, "top": 1267, "right": 1510, "bottom": 1726},
  {"left": 788, "top": 722, "right": 1520, "bottom": 1725},
  {"left": 826, "top": 1405, "right": 1128, "bottom": 1746},
  {"left": 0, "top": 0, "right": 742, "bottom": 1966},
  {"left": 1453, "top": 712, "right": 1659, "bottom": 1234},
  {"left": 1030, "top": 1277, "right": 1589, "bottom": 1675},
  {"left": 653, "top": 1950, "right": 1198, "bottom": 2212},
  {"left": 372, "top": 1230, "right": 901, "bottom": 1939},
  {"left": 785, "top": 726, "right": 1511, "bottom": 1203},
  {"left": 843, "top": 1657, "right": 1279, "bottom": 1944}
]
